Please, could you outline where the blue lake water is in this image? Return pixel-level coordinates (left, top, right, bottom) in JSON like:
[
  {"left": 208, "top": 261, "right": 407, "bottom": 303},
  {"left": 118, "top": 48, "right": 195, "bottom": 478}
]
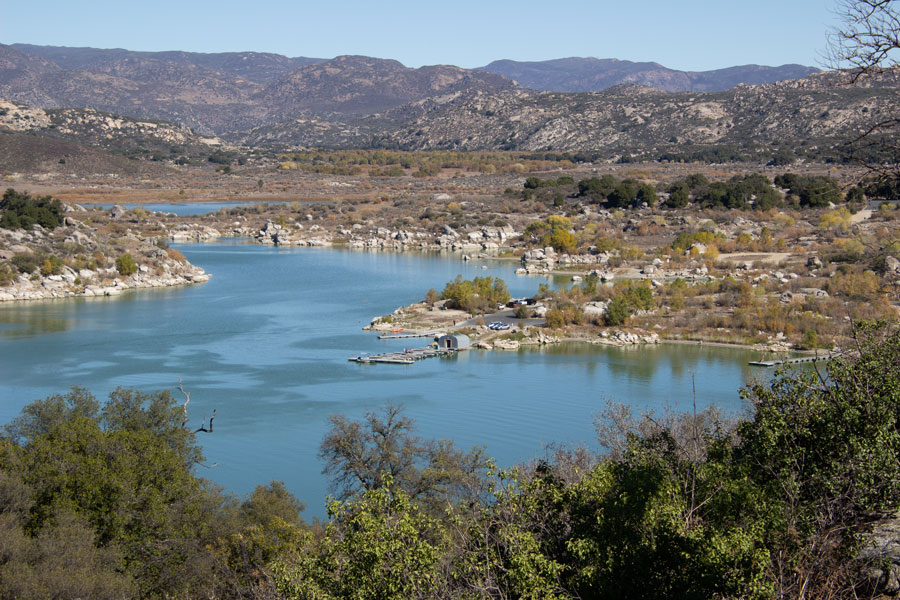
[
  {"left": 0, "top": 241, "right": 764, "bottom": 518},
  {"left": 80, "top": 201, "right": 277, "bottom": 216}
]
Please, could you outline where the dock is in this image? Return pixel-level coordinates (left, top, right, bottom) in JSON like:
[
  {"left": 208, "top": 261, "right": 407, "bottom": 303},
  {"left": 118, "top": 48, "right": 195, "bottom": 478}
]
[
  {"left": 349, "top": 346, "right": 455, "bottom": 365},
  {"left": 377, "top": 331, "right": 442, "bottom": 340},
  {"left": 749, "top": 352, "right": 841, "bottom": 367}
]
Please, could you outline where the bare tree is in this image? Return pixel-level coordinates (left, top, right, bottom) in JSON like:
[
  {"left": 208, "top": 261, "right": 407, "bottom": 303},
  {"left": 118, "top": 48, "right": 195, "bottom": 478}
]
[
  {"left": 319, "top": 404, "right": 488, "bottom": 509},
  {"left": 177, "top": 378, "right": 215, "bottom": 434},
  {"left": 827, "top": 0, "right": 900, "bottom": 78},
  {"left": 827, "top": 0, "right": 900, "bottom": 183}
]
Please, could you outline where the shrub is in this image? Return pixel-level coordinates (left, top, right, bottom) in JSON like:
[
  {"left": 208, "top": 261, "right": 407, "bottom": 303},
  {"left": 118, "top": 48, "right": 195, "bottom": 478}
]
[
  {"left": 545, "top": 308, "right": 565, "bottom": 329},
  {"left": 40, "top": 256, "right": 65, "bottom": 276},
  {"left": 11, "top": 252, "right": 42, "bottom": 274},
  {"left": 115, "top": 253, "right": 138, "bottom": 276},
  {"left": 604, "top": 297, "right": 631, "bottom": 326}
]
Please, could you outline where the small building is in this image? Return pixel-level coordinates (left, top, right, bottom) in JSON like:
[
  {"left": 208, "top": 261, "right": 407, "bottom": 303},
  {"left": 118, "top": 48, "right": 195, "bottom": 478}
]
[{"left": 438, "top": 334, "right": 470, "bottom": 350}]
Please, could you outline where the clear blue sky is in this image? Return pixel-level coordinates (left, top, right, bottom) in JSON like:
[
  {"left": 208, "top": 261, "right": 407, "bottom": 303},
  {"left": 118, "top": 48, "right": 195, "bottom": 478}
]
[{"left": 1, "top": 0, "right": 842, "bottom": 70}]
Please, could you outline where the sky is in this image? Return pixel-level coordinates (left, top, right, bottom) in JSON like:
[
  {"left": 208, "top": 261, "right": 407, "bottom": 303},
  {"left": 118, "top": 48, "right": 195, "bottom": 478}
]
[{"left": 1, "top": 0, "right": 844, "bottom": 71}]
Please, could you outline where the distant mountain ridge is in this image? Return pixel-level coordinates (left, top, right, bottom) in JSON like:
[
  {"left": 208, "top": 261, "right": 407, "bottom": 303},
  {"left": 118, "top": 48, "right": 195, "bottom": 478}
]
[
  {"left": 0, "top": 44, "right": 516, "bottom": 134},
  {"left": 3, "top": 43, "right": 895, "bottom": 166},
  {"left": 9, "top": 44, "right": 326, "bottom": 84},
  {"left": 478, "top": 57, "right": 820, "bottom": 93}
]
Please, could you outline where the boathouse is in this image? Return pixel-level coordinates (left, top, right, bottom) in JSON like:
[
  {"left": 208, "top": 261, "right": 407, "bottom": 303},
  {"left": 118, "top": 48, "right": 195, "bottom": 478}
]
[{"left": 438, "top": 334, "right": 470, "bottom": 350}]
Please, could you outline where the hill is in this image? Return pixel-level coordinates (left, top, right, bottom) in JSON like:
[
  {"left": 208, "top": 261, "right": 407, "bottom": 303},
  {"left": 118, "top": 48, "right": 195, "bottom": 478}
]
[
  {"left": 245, "top": 70, "right": 900, "bottom": 160},
  {"left": 0, "top": 45, "right": 516, "bottom": 134},
  {"left": 478, "top": 57, "right": 819, "bottom": 92}
]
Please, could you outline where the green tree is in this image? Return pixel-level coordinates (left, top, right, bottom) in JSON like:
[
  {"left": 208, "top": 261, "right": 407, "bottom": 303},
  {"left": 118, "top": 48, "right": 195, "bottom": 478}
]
[
  {"left": 667, "top": 182, "right": 690, "bottom": 208},
  {"left": 274, "top": 483, "right": 448, "bottom": 600},
  {"left": 115, "top": 253, "right": 138, "bottom": 276},
  {"left": 607, "top": 182, "right": 637, "bottom": 208},
  {"left": 0, "top": 189, "right": 64, "bottom": 230},
  {"left": 736, "top": 321, "right": 900, "bottom": 597},
  {"left": 604, "top": 297, "right": 631, "bottom": 326},
  {"left": 636, "top": 183, "right": 657, "bottom": 207}
]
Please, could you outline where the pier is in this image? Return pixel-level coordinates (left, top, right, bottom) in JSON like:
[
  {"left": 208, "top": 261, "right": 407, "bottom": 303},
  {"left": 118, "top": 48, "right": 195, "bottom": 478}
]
[
  {"left": 749, "top": 352, "right": 841, "bottom": 367},
  {"left": 377, "top": 331, "right": 442, "bottom": 340},
  {"left": 349, "top": 346, "right": 455, "bottom": 365}
]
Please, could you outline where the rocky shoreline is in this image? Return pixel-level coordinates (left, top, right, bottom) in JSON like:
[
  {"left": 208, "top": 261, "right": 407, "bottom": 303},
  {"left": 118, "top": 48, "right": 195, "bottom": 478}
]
[
  {"left": 0, "top": 204, "right": 211, "bottom": 303},
  {"left": 0, "top": 269, "right": 210, "bottom": 302}
]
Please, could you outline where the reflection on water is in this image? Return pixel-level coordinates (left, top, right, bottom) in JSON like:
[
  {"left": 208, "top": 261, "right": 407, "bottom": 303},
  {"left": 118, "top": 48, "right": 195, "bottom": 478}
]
[{"left": 0, "top": 240, "right": 766, "bottom": 518}]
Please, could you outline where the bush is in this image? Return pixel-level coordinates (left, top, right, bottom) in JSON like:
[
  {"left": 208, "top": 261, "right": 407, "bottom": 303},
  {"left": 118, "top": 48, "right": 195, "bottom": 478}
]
[
  {"left": 115, "top": 253, "right": 138, "bottom": 276},
  {"left": 604, "top": 297, "right": 631, "bottom": 326},
  {"left": 40, "top": 256, "right": 65, "bottom": 276},
  {"left": 545, "top": 308, "right": 565, "bottom": 329},
  {"left": 11, "top": 252, "right": 42, "bottom": 274}
]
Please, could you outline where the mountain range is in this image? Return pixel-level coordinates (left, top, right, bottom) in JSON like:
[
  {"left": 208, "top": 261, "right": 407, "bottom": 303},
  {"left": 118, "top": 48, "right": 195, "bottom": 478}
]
[
  {"left": 0, "top": 43, "right": 897, "bottom": 167},
  {"left": 1, "top": 44, "right": 821, "bottom": 133},
  {"left": 478, "top": 57, "right": 819, "bottom": 93}
]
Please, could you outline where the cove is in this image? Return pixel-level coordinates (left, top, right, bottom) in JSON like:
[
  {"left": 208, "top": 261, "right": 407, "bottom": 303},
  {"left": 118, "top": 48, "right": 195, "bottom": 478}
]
[{"left": 0, "top": 240, "right": 763, "bottom": 518}]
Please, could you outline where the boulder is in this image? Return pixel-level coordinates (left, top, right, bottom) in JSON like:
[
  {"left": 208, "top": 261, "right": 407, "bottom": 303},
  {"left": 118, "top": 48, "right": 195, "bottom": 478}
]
[{"left": 886, "top": 255, "right": 900, "bottom": 275}]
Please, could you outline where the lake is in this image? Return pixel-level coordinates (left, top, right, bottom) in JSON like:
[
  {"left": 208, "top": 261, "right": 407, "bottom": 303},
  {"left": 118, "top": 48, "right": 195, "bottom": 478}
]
[
  {"left": 79, "top": 201, "right": 276, "bottom": 216},
  {"left": 0, "top": 240, "right": 764, "bottom": 517}
]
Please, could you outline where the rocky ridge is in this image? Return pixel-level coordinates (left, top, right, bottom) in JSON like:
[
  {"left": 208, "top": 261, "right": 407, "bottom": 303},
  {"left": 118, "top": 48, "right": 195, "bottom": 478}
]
[{"left": 479, "top": 57, "right": 819, "bottom": 93}]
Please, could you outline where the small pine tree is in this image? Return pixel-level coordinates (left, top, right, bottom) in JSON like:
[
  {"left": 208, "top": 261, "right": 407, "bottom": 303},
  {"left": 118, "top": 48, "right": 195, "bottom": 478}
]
[{"left": 115, "top": 253, "right": 138, "bottom": 276}]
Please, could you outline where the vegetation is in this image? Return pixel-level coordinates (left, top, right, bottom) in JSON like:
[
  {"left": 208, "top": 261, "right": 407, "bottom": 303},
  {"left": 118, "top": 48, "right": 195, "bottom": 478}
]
[
  {"left": 441, "top": 275, "right": 510, "bottom": 314},
  {"left": 115, "top": 253, "right": 138, "bottom": 276},
  {"left": 7, "top": 323, "right": 898, "bottom": 598},
  {"left": 0, "top": 387, "right": 309, "bottom": 599},
  {"left": 0, "top": 189, "right": 64, "bottom": 230}
]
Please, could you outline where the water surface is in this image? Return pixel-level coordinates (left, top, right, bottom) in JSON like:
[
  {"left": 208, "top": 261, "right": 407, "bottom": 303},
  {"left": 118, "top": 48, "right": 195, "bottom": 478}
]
[
  {"left": 0, "top": 241, "right": 762, "bottom": 517},
  {"left": 79, "top": 201, "right": 277, "bottom": 216}
]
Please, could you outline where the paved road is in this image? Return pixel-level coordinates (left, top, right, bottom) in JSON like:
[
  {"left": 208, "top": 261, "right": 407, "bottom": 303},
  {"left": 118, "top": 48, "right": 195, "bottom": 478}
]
[{"left": 456, "top": 308, "right": 545, "bottom": 329}]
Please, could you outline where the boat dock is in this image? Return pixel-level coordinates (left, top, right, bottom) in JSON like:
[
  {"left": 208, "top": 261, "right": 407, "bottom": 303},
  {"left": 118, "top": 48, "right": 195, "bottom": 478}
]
[
  {"left": 749, "top": 353, "right": 840, "bottom": 367},
  {"left": 377, "top": 331, "right": 442, "bottom": 340},
  {"left": 349, "top": 346, "right": 455, "bottom": 365}
]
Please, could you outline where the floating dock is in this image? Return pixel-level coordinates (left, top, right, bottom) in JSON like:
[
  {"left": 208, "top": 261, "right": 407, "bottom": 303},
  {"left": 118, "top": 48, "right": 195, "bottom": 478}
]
[
  {"left": 749, "top": 353, "right": 841, "bottom": 367},
  {"left": 377, "top": 331, "right": 442, "bottom": 340},
  {"left": 349, "top": 346, "right": 455, "bottom": 365}
]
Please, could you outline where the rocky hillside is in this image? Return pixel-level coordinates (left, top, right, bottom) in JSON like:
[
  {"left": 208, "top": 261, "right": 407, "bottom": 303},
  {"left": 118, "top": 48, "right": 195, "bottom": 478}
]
[
  {"left": 2, "top": 42, "right": 897, "bottom": 160},
  {"left": 0, "top": 97, "right": 227, "bottom": 173},
  {"left": 478, "top": 57, "right": 819, "bottom": 93},
  {"left": 254, "top": 55, "right": 517, "bottom": 117},
  {"left": 362, "top": 70, "right": 900, "bottom": 157},
  {"left": 2, "top": 44, "right": 828, "bottom": 138},
  {"left": 0, "top": 203, "right": 209, "bottom": 302},
  {"left": 0, "top": 45, "right": 516, "bottom": 134}
]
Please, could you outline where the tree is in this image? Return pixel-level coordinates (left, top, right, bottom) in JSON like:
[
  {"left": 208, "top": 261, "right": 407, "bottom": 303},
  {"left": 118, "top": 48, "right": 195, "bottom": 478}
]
[
  {"left": 828, "top": 0, "right": 900, "bottom": 184},
  {"left": 667, "top": 182, "right": 691, "bottom": 208},
  {"left": 604, "top": 297, "right": 631, "bottom": 326},
  {"left": 636, "top": 183, "right": 657, "bottom": 207},
  {"left": 736, "top": 320, "right": 900, "bottom": 597},
  {"left": 318, "top": 405, "right": 487, "bottom": 509},
  {"left": 115, "top": 253, "right": 138, "bottom": 276},
  {"left": 274, "top": 484, "right": 449, "bottom": 600},
  {"left": 0, "top": 189, "right": 63, "bottom": 230},
  {"left": 607, "top": 182, "right": 637, "bottom": 208}
]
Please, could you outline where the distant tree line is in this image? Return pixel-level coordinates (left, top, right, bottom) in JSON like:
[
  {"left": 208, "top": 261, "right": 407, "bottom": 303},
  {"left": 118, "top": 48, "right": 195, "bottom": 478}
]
[{"left": 517, "top": 171, "right": 881, "bottom": 212}]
